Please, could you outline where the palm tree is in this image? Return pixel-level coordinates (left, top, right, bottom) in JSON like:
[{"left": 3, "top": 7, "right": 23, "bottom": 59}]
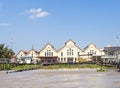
[{"left": 0, "top": 44, "right": 15, "bottom": 59}]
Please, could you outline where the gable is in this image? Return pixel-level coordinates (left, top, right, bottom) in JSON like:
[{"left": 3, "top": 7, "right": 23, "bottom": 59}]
[
  {"left": 59, "top": 43, "right": 83, "bottom": 53},
  {"left": 27, "top": 50, "right": 39, "bottom": 57},
  {"left": 65, "top": 40, "right": 75, "bottom": 46},
  {"left": 40, "top": 43, "right": 57, "bottom": 54},
  {"left": 16, "top": 50, "right": 27, "bottom": 58},
  {"left": 84, "top": 43, "right": 101, "bottom": 53}
]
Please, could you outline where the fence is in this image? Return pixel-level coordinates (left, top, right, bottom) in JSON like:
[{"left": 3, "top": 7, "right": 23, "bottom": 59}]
[{"left": 0, "top": 63, "right": 19, "bottom": 70}]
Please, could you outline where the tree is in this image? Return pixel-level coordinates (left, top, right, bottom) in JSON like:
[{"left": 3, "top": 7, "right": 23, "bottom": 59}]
[{"left": 0, "top": 44, "right": 15, "bottom": 58}]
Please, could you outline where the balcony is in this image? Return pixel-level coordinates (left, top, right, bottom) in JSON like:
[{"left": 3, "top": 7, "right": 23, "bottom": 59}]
[{"left": 101, "top": 55, "right": 116, "bottom": 59}]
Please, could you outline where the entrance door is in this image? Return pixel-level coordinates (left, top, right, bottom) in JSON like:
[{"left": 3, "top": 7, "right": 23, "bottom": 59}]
[{"left": 68, "top": 58, "right": 73, "bottom": 63}]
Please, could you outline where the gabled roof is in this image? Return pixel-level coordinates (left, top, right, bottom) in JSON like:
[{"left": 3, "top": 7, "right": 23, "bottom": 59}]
[
  {"left": 16, "top": 50, "right": 28, "bottom": 57},
  {"left": 104, "top": 46, "right": 120, "bottom": 52},
  {"left": 65, "top": 39, "right": 76, "bottom": 45},
  {"left": 84, "top": 43, "right": 100, "bottom": 52},
  {"left": 84, "top": 43, "right": 96, "bottom": 49},
  {"left": 19, "top": 50, "right": 28, "bottom": 54},
  {"left": 40, "top": 43, "right": 57, "bottom": 52},
  {"left": 28, "top": 49, "right": 39, "bottom": 54},
  {"left": 58, "top": 39, "right": 83, "bottom": 52}
]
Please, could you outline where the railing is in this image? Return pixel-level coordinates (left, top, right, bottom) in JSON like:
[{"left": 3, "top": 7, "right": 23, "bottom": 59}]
[{"left": 101, "top": 55, "right": 116, "bottom": 59}]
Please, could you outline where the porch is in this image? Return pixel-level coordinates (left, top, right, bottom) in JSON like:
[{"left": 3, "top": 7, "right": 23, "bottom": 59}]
[{"left": 39, "top": 56, "right": 58, "bottom": 65}]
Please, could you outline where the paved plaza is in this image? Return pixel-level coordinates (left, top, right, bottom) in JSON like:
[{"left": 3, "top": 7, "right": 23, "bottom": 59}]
[{"left": 0, "top": 69, "right": 120, "bottom": 88}]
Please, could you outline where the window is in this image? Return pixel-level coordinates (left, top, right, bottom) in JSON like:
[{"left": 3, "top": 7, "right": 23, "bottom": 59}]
[
  {"left": 67, "top": 48, "right": 74, "bottom": 56},
  {"left": 61, "top": 58, "right": 63, "bottom": 62},
  {"left": 61, "top": 52, "right": 63, "bottom": 56},
  {"left": 67, "top": 49, "right": 69, "bottom": 55},
  {"left": 58, "top": 58, "right": 60, "bottom": 61},
  {"left": 75, "top": 58, "right": 77, "bottom": 61},
  {"left": 108, "top": 51, "right": 113, "bottom": 55},
  {"left": 45, "top": 52, "right": 46, "bottom": 56},
  {"left": 45, "top": 50, "right": 53, "bottom": 56},
  {"left": 88, "top": 52, "right": 89, "bottom": 54},
  {"left": 89, "top": 50, "right": 96, "bottom": 55},
  {"left": 47, "top": 52, "right": 49, "bottom": 56},
  {"left": 64, "top": 58, "right": 66, "bottom": 61},
  {"left": 94, "top": 51, "right": 96, "bottom": 55},
  {"left": 78, "top": 52, "right": 80, "bottom": 56},
  {"left": 72, "top": 50, "right": 74, "bottom": 55},
  {"left": 51, "top": 52, "right": 53, "bottom": 56},
  {"left": 49, "top": 52, "right": 51, "bottom": 56}
]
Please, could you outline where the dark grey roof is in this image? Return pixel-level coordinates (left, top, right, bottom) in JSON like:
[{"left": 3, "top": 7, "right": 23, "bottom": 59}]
[{"left": 104, "top": 47, "right": 120, "bottom": 52}]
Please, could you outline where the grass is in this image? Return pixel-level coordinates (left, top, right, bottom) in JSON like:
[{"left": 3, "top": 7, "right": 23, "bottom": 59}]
[
  {"left": 12, "top": 64, "right": 40, "bottom": 71},
  {"left": 39, "top": 64, "right": 116, "bottom": 69},
  {"left": 11, "top": 64, "right": 116, "bottom": 72}
]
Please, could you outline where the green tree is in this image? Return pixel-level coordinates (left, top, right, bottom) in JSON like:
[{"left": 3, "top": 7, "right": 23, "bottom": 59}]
[{"left": 0, "top": 44, "right": 15, "bottom": 58}]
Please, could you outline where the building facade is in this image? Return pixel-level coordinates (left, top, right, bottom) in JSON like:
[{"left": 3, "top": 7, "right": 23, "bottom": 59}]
[
  {"left": 16, "top": 40, "right": 103, "bottom": 64},
  {"left": 39, "top": 43, "right": 58, "bottom": 64},
  {"left": 83, "top": 43, "right": 103, "bottom": 62},
  {"left": 16, "top": 50, "right": 39, "bottom": 64},
  {"left": 26, "top": 49, "right": 39, "bottom": 64},
  {"left": 58, "top": 40, "right": 83, "bottom": 63},
  {"left": 101, "top": 46, "right": 120, "bottom": 63}
]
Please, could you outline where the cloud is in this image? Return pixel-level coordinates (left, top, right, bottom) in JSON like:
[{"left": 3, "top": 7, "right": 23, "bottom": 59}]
[
  {"left": 26, "top": 8, "right": 49, "bottom": 19},
  {"left": 0, "top": 23, "right": 11, "bottom": 26}
]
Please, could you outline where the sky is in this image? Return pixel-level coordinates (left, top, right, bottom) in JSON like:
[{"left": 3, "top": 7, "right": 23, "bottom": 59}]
[{"left": 0, "top": 0, "right": 120, "bottom": 54}]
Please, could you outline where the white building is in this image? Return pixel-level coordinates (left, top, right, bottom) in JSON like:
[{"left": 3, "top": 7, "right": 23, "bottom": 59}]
[
  {"left": 16, "top": 50, "right": 28, "bottom": 63},
  {"left": 16, "top": 49, "right": 39, "bottom": 64},
  {"left": 39, "top": 43, "right": 58, "bottom": 64},
  {"left": 26, "top": 49, "right": 39, "bottom": 64},
  {"left": 16, "top": 40, "right": 103, "bottom": 64},
  {"left": 58, "top": 40, "right": 83, "bottom": 63},
  {"left": 83, "top": 43, "right": 103, "bottom": 61}
]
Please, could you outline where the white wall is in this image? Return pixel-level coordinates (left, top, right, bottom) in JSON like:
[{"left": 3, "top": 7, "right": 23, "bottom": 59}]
[
  {"left": 83, "top": 44, "right": 102, "bottom": 61},
  {"left": 27, "top": 50, "right": 39, "bottom": 60},
  {"left": 16, "top": 41, "right": 104, "bottom": 63},
  {"left": 58, "top": 40, "right": 83, "bottom": 63},
  {"left": 84, "top": 44, "right": 102, "bottom": 55},
  {"left": 40, "top": 44, "right": 57, "bottom": 56},
  {"left": 16, "top": 50, "right": 26, "bottom": 59}
]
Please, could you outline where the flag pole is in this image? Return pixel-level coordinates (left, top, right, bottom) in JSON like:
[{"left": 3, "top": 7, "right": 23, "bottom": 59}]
[{"left": 116, "top": 34, "right": 119, "bottom": 47}]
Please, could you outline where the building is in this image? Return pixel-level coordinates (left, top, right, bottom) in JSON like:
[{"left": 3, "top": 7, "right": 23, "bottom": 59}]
[
  {"left": 26, "top": 49, "right": 39, "bottom": 64},
  {"left": 101, "top": 46, "right": 120, "bottom": 63},
  {"left": 39, "top": 43, "right": 58, "bottom": 65},
  {"left": 16, "top": 49, "right": 39, "bottom": 64},
  {"left": 83, "top": 43, "right": 103, "bottom": 62},
  {"left": 58, "top": 40, "right": 83, "bottom": 63},
  {"left": 16, "top": 50, "right": 28, "bottom": 63},
  {"left": 16, "top": 40, "right": 103, "bottom": 64}
]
